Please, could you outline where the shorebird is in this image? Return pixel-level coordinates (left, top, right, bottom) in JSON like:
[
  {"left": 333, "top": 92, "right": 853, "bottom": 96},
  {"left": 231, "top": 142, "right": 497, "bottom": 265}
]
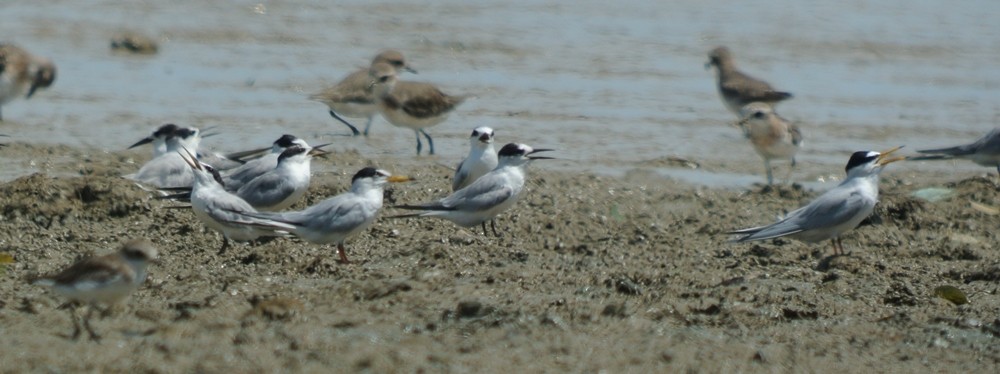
[
  {"left": 32, "top": 239, "right": 158, "bottom": 341},
  {"left": 0, "top": 43, "right": 56, "bottom": 121},
  {"left": 706, "top": 46, "right": 792, "bottom": 116},
  {"left": 910, "top": 128, "right": 1000, "bottom": 175},
  {"left": 369, "top": 62, "right": 469, "bottom": 155},
  {"left": 236, "top": 145, "right": 324, "bottom": 211},
  {"left": 179, "top": 147, "right": 275, "bottom": 254},
  {"left": 125, "top": 126, "right": 206, "bottom": 189},
  {"left": 222, "top": 134, "right": 327, "bottom": 192},
  {"left": 310, "top": 50, "right": 417, "bottom": 136},
  {"left": 453, "top": 126, "right": 498, "bottom": 191},
  {"left": 224, "top": 167, "right": 412, "bottom": 264},
  {"left": 393, "top": 143, "right": 552, "bottom": 236},
  {"left": 736, "top": 103, "right": 803, "bottom": 185},
  {"left": 730, "top": 147, "right": 905, "bottom": 255}
]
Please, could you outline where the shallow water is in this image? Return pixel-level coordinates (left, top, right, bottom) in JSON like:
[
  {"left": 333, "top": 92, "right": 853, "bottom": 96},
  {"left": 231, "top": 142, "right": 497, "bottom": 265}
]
[{"left": 2, "top": 0, "right": 999, "bottom": 187}]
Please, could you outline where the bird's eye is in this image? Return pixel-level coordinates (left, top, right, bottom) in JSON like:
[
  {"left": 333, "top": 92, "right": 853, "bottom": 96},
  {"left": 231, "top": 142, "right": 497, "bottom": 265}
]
[
  {"left": 471, "top": 130, "right": 479, "bottom": 136},
  {"left": 379, "top": 76, "right": 389, "bottom": 82},
  {"left": 391, "top": 60, "right": 404, "bottom": 67},
  {"left": 754, "top": 111, "right": 765, "bottom": 119}
]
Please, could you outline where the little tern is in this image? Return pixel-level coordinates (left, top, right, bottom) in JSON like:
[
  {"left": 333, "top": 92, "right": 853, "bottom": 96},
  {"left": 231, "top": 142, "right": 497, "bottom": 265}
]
[
  {"left": 393, "top": 143, "right": 553, "bottom": 236},
  {"left": 310, "top": 50, "right": 417, "bottom": 136},
  {"left": 32, "top": 239, "right": 158, "bottom": 341},
  {"left": 729, "top": 147, "right": 905, "bottom": 255},
  {"left": 736, "top": 103, "right": 803, "bottom": 185},
  {"left": 179, "top": 147, "right": 275, "bottom": 254},
  {"left": 125, "top": 126, "right": 206, "bottom": 188},
  {"left": 236, "top": 145, "right": 323, "bottom": 211},
  {"left": 706, "top": 46, "right": 792, "bottom": 116},
  {"left": 224, "top": 167, "right": 412, "bottom": 264},
  {"left": 222, "top": 134, "right": 327, "bottom": 192}
]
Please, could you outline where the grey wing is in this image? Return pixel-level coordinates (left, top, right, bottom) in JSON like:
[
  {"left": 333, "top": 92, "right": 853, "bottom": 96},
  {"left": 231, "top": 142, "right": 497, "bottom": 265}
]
[
  {"left": 440, "top": 178, "right": 515, "bottom": 212},
  {"left": 972, "top": 128, "right": 1000, "bottom": 154},
  {"left": 292, "top": 196, "right": 370, "bottom": 233},
  {"left": 238, "top": 174, "right": 295, "bottom": 208},
  {"left": 223, "top": 159, "right": 271, "bottom": 191},
  {"left": 205, "top": 193, "right": 258, "bottom": 224},
  {"left": 452, "top": 159, "right": 469, "bottom": 191},
  {"left": 740, "top": 187, "right": 867, "bottom": 241},
  {"left": 916, "top": 128, "right": 1000, "bottom": 156}
]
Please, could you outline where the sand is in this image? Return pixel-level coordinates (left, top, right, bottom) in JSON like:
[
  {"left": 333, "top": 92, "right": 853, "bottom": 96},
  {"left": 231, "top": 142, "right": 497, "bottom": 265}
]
[{"left": 0, "top": 143, "right": 998, "bottom": 372}]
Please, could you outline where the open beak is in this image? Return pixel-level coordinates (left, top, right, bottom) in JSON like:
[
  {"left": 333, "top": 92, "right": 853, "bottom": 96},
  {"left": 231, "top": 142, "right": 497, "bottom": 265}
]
[
  {"left": 178, "top": 146, "right": 202, "bottom": 171},
  {"left": 387, "top": 175, "right": 413, "bottom": 183},
  {"left": 128, "top": 137, "right": 155, "bottom": 149},
  {"left": 527, "top": 148, "right": 555, "bottom": 160},
  {"left": 876, "top": 146, "right": 906, "bottom": 166}
]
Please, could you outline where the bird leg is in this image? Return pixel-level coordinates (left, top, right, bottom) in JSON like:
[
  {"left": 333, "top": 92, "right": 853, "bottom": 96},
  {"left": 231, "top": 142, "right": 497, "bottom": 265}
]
[
  {"left": 328, "top": 110, "right": 361, "bottom": 136},
  {"left": 481, "top": 221, "right": 488, "bottom": 236},
  {"left": 217, "top": 237, "right": 230, "bottom": 255},
  {"left": 490, "top": 219, "right": 501, "bottom": 237},
  {"left": 783, "top": 157, "right": 796, "bottom": 184},
  {"left": 336, "top": 243, "right": 351, "bottom": 264},
  {"left": 420, "top": 129, "right": 435, "bottom": 155},
  {"left": 764, "top": 159, "right": 774, "bottom": 185},
  {"left": 362, "top": 116, "right": 374, "bottom": 137},
  {"left": 69, "top": 303, "right": 83, "bottom": 340},
  {"left": 82, "top": 305, "right": 101, "bottom": 342},
  {"left": 414, "top": 131, "right": 423, "bottom": 155}
]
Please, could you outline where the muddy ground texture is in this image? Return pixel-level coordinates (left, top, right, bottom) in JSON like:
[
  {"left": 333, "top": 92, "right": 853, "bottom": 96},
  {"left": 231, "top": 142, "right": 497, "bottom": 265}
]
[{"left": 0, "top": 143, "right": 998, "bottom": 372}]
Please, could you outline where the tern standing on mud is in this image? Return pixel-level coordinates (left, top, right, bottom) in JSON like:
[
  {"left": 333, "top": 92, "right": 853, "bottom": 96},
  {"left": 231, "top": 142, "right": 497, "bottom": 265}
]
[
  {"left": 730, "top": 147, "right": 905, "bottom": 255},
  {"left": 394, "top": 143, "right": 553, "bottom": 236},
  {"left": 225, "top": 167, "right": 412, "bottom": 264}
]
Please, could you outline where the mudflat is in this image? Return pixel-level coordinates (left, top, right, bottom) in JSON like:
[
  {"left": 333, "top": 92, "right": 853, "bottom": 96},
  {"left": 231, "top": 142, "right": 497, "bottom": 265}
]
[{"left": 0, "top": 143, "right": 997, "bottom": 372}]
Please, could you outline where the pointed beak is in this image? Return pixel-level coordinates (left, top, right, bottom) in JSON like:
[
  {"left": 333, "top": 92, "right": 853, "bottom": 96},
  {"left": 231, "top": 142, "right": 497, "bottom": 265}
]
[
  {"left": 223, "top": 146, "right": 270, "bottom": 161},
  {"left": 387, "top": 175, "right": 413, "bottom": 183},
  {"left": 129, "top": 137, "right": 155, "bottom": 149},
  {"left": 527, "top": 148, "right": 555, "bottom": 160},
  {"left": 26, "top": 83, "right": 40, "bottom": 98},
  {"left": 877, "top": 145, "right": 905, "bottom": 166},
  {"left": 309, "top": 143, "right": 333, "bottom": 156},
  {"left": 178, "top": 146, "right": 202, "bottom": 171},
  {"left": 201, "top": 126, "right": 219, "bottom": 138},
  {"left": 404, "top": 66, "right": 418, "bottom": 74}
]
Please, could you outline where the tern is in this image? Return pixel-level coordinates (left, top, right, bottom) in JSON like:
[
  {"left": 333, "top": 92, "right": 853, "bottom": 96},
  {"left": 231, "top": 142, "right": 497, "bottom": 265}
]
[
  {"left": 910, "top": 127, "right": 1000, "bottom": 175},
  {"left": 453, "top": 126, "right": 498, "bottom": 191},
  {"left": 729, "top": 147, "right": 905, "bottom": 255},
  {"left": 224, "top": 167, "right": 412, "bottom": 264},
  {"left": 236, "top": 145, "right": 324, "bottom": 211},
  {"left": 125, "top": 126, "right": 206, "bottom": 189},
  {"left": 222, "top": 134, "right": 327, "bottom": 192},
  {"left": 393, "top": 143, "right": 553, "bottom": 236},
  {"left": 179, "top": 147, "right": 276, "bottom": 254}
]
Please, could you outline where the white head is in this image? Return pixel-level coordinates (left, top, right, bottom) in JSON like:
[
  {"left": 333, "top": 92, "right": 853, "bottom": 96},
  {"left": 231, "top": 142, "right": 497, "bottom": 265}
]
[
  {"left": 469, "top": 126, "right": 495, "bottom": 149},
  {"left": 844, "top": 147, "right": 904, "bottom": 179},
  {"left": 178, "top": 146, "right": 224, "bottom": 188},
  {"left": 497, "top": 143, "right": 554, "bottom": 167},
  {"left": 737, "top": 102, "right": 775, "bottom": 123}
]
